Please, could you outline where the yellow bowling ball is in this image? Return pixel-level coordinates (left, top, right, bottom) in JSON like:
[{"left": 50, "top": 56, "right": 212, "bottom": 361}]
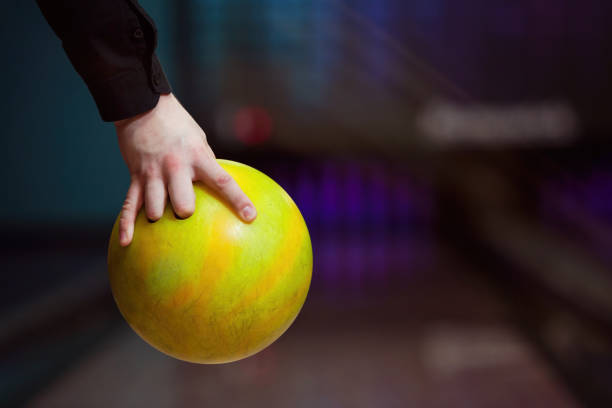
[{"left": 107, "top": 160, "right": 312, "bottom": 364}]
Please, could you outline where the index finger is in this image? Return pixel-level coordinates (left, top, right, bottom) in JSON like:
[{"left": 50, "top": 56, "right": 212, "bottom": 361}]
[{"left": 193, "top": 158, "right": 257, "bottom": 222}]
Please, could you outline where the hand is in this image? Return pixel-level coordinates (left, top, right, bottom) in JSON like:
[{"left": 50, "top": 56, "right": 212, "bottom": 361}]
[{"left": 114, "top": 93, "right": 257, "bottom": 247}]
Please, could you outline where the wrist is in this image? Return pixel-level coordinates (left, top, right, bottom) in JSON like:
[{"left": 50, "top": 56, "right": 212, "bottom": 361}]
[{"left": 114, "top": 92, "right": 172, "bottom": 129}]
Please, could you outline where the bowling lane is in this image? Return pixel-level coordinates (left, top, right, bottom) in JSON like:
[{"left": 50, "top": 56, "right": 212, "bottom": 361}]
[
  {"left": 24, "top": 241, "right": 579, "bottom": 408},
  {"left": 1, "top": 158, "right": 588, "bottom": 407}
]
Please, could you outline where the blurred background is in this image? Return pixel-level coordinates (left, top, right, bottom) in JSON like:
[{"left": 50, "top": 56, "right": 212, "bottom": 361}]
[{"left": 2, "top": 0, "right": 612, "bottom": 406}]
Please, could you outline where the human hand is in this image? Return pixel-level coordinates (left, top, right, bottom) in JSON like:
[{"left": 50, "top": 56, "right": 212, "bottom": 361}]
[{"left": 114, "top": 93, "right": 257, "bottom": 247}]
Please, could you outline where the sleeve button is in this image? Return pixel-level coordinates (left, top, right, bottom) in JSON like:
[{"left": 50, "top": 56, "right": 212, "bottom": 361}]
[{"left": 133, "top": 28, "right": 144, "bottom": 39}]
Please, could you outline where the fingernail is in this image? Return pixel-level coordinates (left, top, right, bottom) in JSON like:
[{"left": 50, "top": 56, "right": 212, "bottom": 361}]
[
  {"left": 120, "top": 231, "right": 127, "bottom": 244},
  {"left": 241, "top": 205, "right": 255, "bottom": 221}
]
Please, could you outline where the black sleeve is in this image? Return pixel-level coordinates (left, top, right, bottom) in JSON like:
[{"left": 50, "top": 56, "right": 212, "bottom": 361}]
[{"left": 36, "top": 0, "right": 172, "bottom": 122}]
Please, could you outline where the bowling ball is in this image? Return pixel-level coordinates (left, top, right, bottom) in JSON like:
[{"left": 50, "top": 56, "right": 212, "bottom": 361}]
[{"left": 107, "top": 159, "right": 312, "bottom": 364}]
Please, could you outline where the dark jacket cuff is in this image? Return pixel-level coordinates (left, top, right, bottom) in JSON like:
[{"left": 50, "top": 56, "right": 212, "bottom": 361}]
[{"left": 88, "top": 54, "right": 172, "bottom": 122}]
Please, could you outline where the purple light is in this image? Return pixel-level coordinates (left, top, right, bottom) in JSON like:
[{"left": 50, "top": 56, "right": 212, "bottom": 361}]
[
  {"left": 295, "top": 165, "right": 317, "bottom": 224},
  {"left": 320, "top": 162, "right": 341, "bottom": 224},
  {"left": 366, "top": 164, "right": 388, "bottom": 225},
  {"left": 344, "top": 163, "right": 363, "bottom": 224}
]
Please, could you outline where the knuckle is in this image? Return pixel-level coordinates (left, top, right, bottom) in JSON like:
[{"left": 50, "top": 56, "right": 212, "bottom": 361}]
[
  {"left": 191, "top": 144, "right": 207, "bottom": 158},
  {"left": 163, "top": 154, "right": 182, "bottom": 173},
  {"left": 141, "top": 164, "right": 158, "bottom": 179},
  {"left": 121, "top": 200, "right": 134, "bottom": 216},
  {"left": 214, "top": 172, "right": 232, "bottom": 188},
  {"left": 121, "top": 204, "right": 132, "bottom": 216}
]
